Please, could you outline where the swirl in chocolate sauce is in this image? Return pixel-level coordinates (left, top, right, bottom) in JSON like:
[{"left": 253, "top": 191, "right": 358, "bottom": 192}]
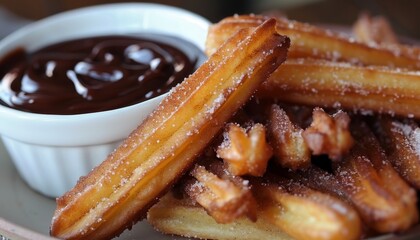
[{"left": 0, "top": 34, "right": 203, "bottom": 114}]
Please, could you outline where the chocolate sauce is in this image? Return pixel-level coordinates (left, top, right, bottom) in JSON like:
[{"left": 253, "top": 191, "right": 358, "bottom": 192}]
[{"left": 0, "top": 34, "right": 204, "bottom": 114}]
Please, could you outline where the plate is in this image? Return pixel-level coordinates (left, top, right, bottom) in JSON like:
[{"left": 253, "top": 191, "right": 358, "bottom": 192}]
[{"left": 0, "top": 139, "right": 181, "bottom": 240}]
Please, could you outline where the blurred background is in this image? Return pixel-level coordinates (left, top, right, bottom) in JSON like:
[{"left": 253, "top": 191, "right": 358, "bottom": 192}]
[{"left": 0, "top": 0, "right": 419, "bottom": 39}]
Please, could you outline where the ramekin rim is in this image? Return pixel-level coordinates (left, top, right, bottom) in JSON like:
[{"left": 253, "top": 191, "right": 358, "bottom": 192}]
[{"left": 0, "top": 3, "right": 211, "bottom": 145}]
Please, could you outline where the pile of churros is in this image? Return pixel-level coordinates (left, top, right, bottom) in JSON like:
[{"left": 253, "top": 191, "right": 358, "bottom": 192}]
[{"left": 50, "top": 13, "right": 420, "bottom": 240}]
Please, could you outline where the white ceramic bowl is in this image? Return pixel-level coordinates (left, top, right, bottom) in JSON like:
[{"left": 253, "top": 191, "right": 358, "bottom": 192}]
[{"left": 0, "top": 3, "right": 210, "bottom": 198}]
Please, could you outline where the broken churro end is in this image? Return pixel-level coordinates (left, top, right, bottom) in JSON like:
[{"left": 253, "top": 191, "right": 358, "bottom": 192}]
[
  {"left": 267, "top": 104, "right": 311, "bottom": 170},
  {"left": 186, "top": 164, "right": 257, "bottom": 223},
  {"left": 303, "top": 108, "right": 354, "bottom": 161},
  {"left": 217, "top": 123, "right": 273, "bottom": 176}
]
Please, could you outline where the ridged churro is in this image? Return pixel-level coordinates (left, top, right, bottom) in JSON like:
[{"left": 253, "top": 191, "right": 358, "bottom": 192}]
[
  {"left": 253, "top": 175, "right": 362, "bottom": 240},
  {"left": 150, "top": 160, "right": 362, "bottom": 240},
  {"left": 148, "top": 191, "right": 293, "bottom": 240},
  {"left": 259, "top": 58, "right": 420, "bottom": 118},
  {"left": 50, "top": 19, "right": 290, "bottom": 240},
  {"left": 350, "top": 119, "right": 418, "bottom": 226},
  {"left": 298, "top": 120, "right": 418, "bottom": 234},
  {"left": 370, "top": 116, "right": 420, "bottom": 189},
  {"left": 208, "top": 15, "right": 420, "bottom": 118},
  {"left": 207, "top": 14, "right": 420, "bottom": 69}
]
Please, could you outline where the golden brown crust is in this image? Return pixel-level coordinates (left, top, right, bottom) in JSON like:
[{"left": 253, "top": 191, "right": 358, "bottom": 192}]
[
  {"left": 371, "top": 116, "right": 420, "bottom": 189},
  {"left": 208, "top": 15, "right": 420, "bottom": 119},
  {"left": 297, "top": 120, "right": 418, "bottom": 234},
  {"left": 50, "top": 19, "right": 290, "bottom": 240},
  {"left": 149, "top": 175, "right": 362, "bottom": 240},
  {"left": 253, "top": 177, "right": 362, "bottom": 240},
  {"left": 148, "top": 191, "right": 293, "bottom": 240},
  {"left": 259, "top": 58, "right": 420, "bottom": 118},
  {"left": 207, "top": 14, "right": 420, "bottom": 69},
  {"left": 350, "top": 119, "right": 418, "bottom": 227}
]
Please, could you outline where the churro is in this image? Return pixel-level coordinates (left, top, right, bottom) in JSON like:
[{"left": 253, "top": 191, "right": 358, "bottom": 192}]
[
  {"left": 298, "top": 119, "right": 418, "bottom": 234},
  {"left": 217, "top": 123, "right": 272, "bottom": 176},
  {"left": 352, "top": 12, "right": 398, "bottom": 46},
  {"left": 267, "top": 104, "right": 311, "bottom": 169},
  {"left": 150, "top": 162, "right": 362, "bottom": 240},
  {"left": 370, "top": 116, "right": 420, "bottom": 189},
  {"left": 350, "top": 119, "right": 418, "bottom": 225},
  {"left": 184, "top": 162, "right": 257, "bottom": 223},
  {"left": 50, "top": 19, "right": 289, "bottom": 240},
  {"left": 253, "top": 175, "right": 362, "bottom": 240},
  {"left": 207, "top": 14, "right": 420, "bottom": 69},
  {"left": 259, "top": 58, "right": 420, "bottom": 118},
  {"left": 352, "top": 13, "right": 420, "bottom": 190},
  {"left": 148, "top": 191, "right": 293, "bottom": 240},
  {"left": 302, "top": 108, "right": 353, "bottom": 161}
]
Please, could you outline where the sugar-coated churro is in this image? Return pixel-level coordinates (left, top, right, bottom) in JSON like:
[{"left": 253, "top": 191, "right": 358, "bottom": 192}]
[
  {"left": 267, "top": 104, "right": 311, "bottom": 169},
  {"left": 259, "top": 58, "right": 420, "bottom": 118},
  {"left": 350, "top": 119, "right": 418, "bottom": 227},
  {"left": 207, "top": 14, "right": 420, "bottom": 69},
  {"left": 50, "top": 19, "right": 289, "bottom": 240},
  {"left": 370, "top": 116, "right": 420, "bottom": 189},
  {"left": 297, "top": 120, "right": 418, "bottom": 234},
  {"left": 148, "top": 191, "right": 294, "bottom": 240},
  {"left": 253, "top": 175, "right": 362, "bottom": 240}
]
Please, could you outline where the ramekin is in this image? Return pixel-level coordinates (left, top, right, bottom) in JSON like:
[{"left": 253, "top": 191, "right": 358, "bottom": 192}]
[{"left": 0, "top": 3, "right": 210, "bottom": 198}]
